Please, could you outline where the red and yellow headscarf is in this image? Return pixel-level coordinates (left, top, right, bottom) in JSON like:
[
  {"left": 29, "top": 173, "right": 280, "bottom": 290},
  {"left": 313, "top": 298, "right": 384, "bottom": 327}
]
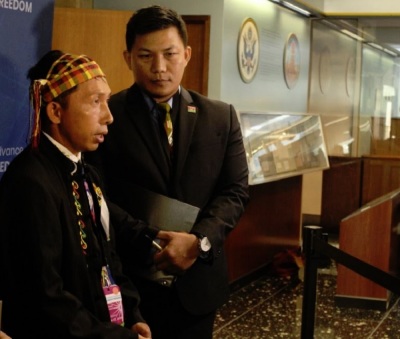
[{"left": 30, "top": 53, "right": 106, "bottom": 147}]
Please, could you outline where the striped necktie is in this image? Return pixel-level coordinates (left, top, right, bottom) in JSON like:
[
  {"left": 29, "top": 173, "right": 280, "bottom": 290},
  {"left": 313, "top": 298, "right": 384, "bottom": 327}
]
[{"left": 157, "top": 102, "right": 173, "bottom": 148}]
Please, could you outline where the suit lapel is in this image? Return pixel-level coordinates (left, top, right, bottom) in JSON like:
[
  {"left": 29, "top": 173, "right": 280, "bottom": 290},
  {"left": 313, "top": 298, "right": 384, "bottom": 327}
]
[
  {"left": 175, "top": 88, "right": 198, "bottom": 183},
  {"left": 125, "top": 85, "right": 171, "bottom": 180}
]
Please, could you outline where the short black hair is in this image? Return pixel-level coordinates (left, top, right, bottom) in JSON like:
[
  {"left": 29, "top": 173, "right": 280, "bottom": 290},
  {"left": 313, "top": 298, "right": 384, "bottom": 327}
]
[{"left": 125, "top": 5, "right": 188, "bottom": 51}]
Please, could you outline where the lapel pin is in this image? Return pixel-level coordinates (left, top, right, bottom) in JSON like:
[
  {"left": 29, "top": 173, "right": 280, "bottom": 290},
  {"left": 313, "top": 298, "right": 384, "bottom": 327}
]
[{"left": 188, "top": 105, "right": 197, "bottom": 113}]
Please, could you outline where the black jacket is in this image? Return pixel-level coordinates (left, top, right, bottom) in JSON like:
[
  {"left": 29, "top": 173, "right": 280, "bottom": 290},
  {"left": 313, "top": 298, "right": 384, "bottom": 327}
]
[
  {"left": 0, "top": 136, "right": 149, "bottom": 338},
  {"left": 88, "top": 84, "right": 249, "bottom": 315}
]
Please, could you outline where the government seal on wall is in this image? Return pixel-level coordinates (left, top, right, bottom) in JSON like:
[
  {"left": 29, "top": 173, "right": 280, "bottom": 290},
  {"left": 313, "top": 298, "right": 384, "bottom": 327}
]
[{"left": 237, "top": 18, "right": 259, "bottom": 83}]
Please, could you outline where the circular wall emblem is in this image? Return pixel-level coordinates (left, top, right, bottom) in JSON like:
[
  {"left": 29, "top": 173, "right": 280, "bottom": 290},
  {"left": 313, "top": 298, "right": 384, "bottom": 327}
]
[
  {"left": 283, "top": 33, "right": 301, "bottom": 89},
  {"left": 319, "top": 46, "right": 332, "bottom": 94},
  {"left": 345, "top": 56, "right": 356, "bottom": 98},
  {"left": 237, "top": 18, "right": 260, "bottom": 83}
]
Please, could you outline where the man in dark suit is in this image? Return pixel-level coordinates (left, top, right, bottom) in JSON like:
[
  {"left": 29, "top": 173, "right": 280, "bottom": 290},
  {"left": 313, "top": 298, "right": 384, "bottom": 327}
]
[{"left": 87, "top": 5, "right": 249, "bottom": 339}]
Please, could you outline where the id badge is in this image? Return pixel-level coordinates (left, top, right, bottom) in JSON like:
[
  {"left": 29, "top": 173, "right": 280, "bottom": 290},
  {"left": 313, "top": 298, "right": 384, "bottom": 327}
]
[{"left": 101, "top": 266, "right": 124, "bottom": 326}]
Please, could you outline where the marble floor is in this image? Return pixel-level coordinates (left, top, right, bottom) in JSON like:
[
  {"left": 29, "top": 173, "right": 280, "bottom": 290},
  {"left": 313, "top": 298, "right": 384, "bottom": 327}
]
[{"left": 213, "top": 264, "right": 400, "bottom": 338}]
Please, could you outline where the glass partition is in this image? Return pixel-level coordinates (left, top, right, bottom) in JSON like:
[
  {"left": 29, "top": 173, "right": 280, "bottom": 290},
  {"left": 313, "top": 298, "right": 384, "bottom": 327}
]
[
  {"left": 240, "top": 112, "right": 329, "bottom": 185},
  {"left": 310, "top": 18, "right": 400, "bottom": 158}
]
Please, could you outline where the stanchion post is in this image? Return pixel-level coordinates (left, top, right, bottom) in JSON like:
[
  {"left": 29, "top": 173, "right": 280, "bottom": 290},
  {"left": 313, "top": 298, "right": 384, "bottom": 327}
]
[{"left": 301, "top": 225, "right": 323, "bottom": 339}]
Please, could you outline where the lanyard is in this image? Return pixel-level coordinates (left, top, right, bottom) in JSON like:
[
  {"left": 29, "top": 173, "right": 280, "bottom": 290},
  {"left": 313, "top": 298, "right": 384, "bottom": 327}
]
[{"left": 72, "top": 163, "right": 108, "bottom": 258}]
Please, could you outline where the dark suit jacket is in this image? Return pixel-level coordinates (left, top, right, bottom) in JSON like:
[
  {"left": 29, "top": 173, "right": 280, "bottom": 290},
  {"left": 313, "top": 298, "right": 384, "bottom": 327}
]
[
  {"left": 89, "top": 84, "right": 249, "bottom": 315},
  {"left": 0, "top": 137, "right": 146, "bottom": 338}
]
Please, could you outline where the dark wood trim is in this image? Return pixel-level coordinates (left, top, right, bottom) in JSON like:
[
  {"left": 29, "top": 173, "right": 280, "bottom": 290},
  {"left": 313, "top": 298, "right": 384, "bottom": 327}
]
[{"left": 182, "top": 15, "right": 210, "bottom": 95}]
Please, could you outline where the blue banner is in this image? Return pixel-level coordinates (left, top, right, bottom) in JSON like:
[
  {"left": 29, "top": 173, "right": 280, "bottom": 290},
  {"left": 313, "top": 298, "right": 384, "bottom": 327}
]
[{"left": 0, "top": 0, "right": 54, "bottom": 179}]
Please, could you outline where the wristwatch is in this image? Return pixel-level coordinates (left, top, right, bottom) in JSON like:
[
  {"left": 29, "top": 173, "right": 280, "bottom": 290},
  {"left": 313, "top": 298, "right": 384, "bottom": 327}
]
[{"left": 194, "top": 233, "right": 212, "bottom": 260}]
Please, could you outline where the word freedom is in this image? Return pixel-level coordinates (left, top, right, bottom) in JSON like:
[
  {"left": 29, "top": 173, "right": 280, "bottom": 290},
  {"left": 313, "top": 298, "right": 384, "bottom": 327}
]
[{"left": 0, "top": 0, "right": 32, "bottom": 12}]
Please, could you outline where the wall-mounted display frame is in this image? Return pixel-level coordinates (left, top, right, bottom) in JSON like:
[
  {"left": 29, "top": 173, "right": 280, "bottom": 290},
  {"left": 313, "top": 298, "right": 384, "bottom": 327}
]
[
  {"left": 239, "top": 112, "right": 329, "bottom": 185},
  {"left": 283, "top": 33, "right": 301, "bottom": 89},
  {"left": 237, "top": 18, "right": 259, "bottom": 83}
]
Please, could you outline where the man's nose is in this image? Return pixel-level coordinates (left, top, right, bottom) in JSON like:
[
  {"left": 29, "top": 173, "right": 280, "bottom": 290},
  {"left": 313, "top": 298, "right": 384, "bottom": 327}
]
[
  {"left": 102, "top": 103, "right": 113, "bottom": 125},
  {"left": 151, "top": 54, "right": 167, "bottom": 72}
]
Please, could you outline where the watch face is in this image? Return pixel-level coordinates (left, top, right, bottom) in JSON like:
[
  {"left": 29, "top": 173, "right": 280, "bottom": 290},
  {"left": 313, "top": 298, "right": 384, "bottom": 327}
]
[{"left": 200, "top": 237, "right": 212, "bottom": 252}]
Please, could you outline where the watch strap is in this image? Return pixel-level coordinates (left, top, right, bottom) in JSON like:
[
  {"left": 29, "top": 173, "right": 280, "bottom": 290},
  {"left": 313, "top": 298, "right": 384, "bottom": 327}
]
[{"left": 192, "top": 232, "right": 212, "bottom": 261}]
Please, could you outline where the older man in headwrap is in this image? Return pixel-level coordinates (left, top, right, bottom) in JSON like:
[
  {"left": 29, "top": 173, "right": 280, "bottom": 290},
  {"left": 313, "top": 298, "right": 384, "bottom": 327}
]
[{"left": 0, "top": 50, "right": 152, "bottom": 339}]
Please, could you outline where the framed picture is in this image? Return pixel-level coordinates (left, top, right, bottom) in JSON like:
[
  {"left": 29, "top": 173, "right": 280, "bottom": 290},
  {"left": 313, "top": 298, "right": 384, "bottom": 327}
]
[
  {"left": 283, "top": 33, "right": 301, "bottom": 89},
  {"left": 237, "top": 18, "right": 259, "bottom": 83}
]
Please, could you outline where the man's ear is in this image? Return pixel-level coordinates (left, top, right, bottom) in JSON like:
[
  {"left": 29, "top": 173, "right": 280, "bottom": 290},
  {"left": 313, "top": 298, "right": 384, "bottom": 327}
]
[
  {"left": 123, "top": 50, "right": 133, "bottom": 71},
  {"left": 46, "top": 102, "right": 62, "bottom": 124},
  {"left": 184, "top": 45, "right": 192, "bottom": 65}
]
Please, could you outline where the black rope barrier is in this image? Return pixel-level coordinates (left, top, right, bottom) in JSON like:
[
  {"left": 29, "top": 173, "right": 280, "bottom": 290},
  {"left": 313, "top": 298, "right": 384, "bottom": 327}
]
[{"left": 301, "top": 225, "right": 400, "bottom": 339}]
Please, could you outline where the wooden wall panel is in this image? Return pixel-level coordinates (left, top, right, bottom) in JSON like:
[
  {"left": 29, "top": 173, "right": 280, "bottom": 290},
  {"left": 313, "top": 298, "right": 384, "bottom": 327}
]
[
  {"left": 362, "top": 155, "right": 400, "bottom": 205},
  {"left": 320, "top": 156, "right": 362, "bottom": 234},
  {"left": 226, "top": 176, "right": 302, "bottom": 283},
  {"left": 182, "top": 16, "right": 210, "bottom": 96},
  {"left": 52, "top": 8, "right": 133, "bottom": 93},
  {"left": 336, "top": 190, "right": 400, "bottom": 309},
  {"left": 52, "top": 8, "right": 209, "bottom": 95}
]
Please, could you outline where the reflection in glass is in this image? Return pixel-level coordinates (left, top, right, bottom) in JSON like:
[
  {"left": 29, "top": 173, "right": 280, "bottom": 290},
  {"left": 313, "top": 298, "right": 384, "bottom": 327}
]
[{"left": 240, "top": 112, "right": 329, "bottom": 185}]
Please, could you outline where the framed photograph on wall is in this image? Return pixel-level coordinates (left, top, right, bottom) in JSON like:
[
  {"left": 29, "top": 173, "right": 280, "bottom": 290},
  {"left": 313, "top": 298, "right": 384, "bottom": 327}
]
[
  {"left": 237, "top": 18, "right": 260, "bottom": 83},
  {"left": 283, "top": 33, "right": 301, "bottom": 89}
]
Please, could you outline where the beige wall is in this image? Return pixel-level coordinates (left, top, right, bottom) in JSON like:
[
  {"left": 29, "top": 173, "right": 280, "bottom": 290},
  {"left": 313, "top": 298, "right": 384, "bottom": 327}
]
[{"left": 302, "top": 172, "right": 323, "bottom": 215}]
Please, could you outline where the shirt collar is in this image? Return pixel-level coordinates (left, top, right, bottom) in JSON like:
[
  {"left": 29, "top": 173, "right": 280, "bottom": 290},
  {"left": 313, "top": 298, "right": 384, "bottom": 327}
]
[
  {"left": 43, "top": 132, "right": 81, "bottom": 164},
  {"left": 141, "top": 86, "right": 180, "bottom": 111}
]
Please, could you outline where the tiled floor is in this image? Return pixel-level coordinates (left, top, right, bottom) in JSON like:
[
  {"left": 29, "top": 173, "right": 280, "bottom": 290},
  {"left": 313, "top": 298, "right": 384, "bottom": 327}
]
[{"left": 213, "top": 264, "right": 400, "bottom": 338}]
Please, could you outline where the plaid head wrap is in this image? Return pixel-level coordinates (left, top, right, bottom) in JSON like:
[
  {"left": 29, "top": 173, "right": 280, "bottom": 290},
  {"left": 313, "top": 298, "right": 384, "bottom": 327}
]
[{"left": 30, "top": 53, "right": 106, "bottom": 147}]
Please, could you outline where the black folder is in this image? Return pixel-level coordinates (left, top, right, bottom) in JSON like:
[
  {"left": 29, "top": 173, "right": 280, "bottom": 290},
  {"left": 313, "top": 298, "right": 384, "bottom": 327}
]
[
  {"left": 129, "top": 185, "right": 200, "bottom": 232},
  {"left": 120, "top": 184, "right": 200, "bottom": 287}
]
